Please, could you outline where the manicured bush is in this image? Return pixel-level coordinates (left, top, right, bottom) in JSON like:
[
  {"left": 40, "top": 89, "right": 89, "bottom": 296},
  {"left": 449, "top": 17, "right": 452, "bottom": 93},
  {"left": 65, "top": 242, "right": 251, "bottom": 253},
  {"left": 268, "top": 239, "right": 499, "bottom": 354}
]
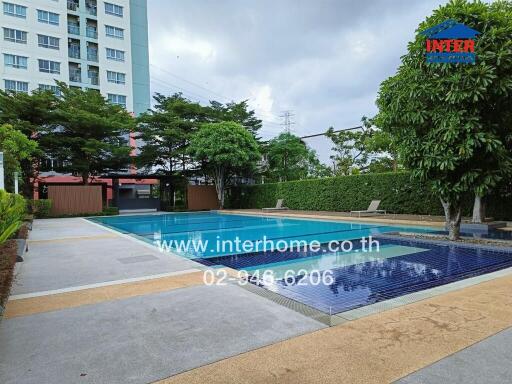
[
  {"left": 29, "top": 199, "right": 52, "bottom": 218},
  {"left": 0, "top": 191, "right": 26, "bottom": 308},
  {"left": 226, "top": 172, "right": 512, "bottom": 219},
  {"left": 102, "top": 206, "right": 119, "bottom": 216},
  {"left": 0, "top": 191, "right": 26, "bottom": 243}
]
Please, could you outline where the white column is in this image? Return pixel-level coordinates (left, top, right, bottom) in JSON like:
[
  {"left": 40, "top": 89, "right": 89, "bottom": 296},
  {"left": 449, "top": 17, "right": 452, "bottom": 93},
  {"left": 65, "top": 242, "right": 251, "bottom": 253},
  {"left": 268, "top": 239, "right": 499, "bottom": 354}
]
[
  {"left": 14, "top": 172, "right": 19, "bottom": 194},
  {"left": 0, "top": 152, "right": 4, "bottom": 191}
]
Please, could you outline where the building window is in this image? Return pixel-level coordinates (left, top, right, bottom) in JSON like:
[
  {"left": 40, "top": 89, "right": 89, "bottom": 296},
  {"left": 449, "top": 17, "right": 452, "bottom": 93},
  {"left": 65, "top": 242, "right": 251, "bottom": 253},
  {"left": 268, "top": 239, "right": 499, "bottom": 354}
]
[
  {"left": 3, "top": 2, "right": 26, "bottom": 18},
  {"left": 3, "top": 28, "right": 27, "bottom": 44},
  {"left": 37, "top": 10, "right": 60, "bottom": 25},
  {"left": 4, "top": 79, "right": 28, "bottom": 93},
  {"left": 105, "top": 25, "right": 123, "bottom": 39},
  {"left": 38, "top": 84, "right": 61, "bottom": 96},
  {"left": 104, "top": 2, "right": 123, "bottom": 17},
  {"left": 4, "top": 54, "right": 27, "bottom": 69},
  {"left": 38, "top": 59, "right": 60, "bottom": 74},
  {"left": 107, "top": 70, "right": 125, "bottom": 84},
  {"left": 106, "top": 48, "right": 124, "bottom": 61},
  {"left": 107, "top": 93, "right": 126, "bottom": 107},
  {"left": 38, "top": 34, "right": 60, "bottom": 50}
]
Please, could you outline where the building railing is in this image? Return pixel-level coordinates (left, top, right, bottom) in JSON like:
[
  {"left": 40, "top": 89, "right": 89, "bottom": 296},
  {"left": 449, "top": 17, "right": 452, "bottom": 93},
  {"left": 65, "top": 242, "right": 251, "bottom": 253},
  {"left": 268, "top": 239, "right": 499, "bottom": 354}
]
[
  {"left": 86, "top": 26, "right": 97, "bottom": 39},
  {"left": 69, "top": 69, "right": 82, "bottom": 83},
  {"left": 68, "top": 46, "right": 80, "bottom": 59},
  {"left": 87, "top": 50, "right": 98, "bottom": 62},
  {"left": 86, "top": 4, "right": 97, "bottom": 16},
  {"left": 67, "top": 1, "right": 79, "bottom": 11},
  {"left": 88, "top": 73, "right": 99, "bottom": 86},
  {"left": 67, "top": 24, "right": 80, "bottom": 35}
]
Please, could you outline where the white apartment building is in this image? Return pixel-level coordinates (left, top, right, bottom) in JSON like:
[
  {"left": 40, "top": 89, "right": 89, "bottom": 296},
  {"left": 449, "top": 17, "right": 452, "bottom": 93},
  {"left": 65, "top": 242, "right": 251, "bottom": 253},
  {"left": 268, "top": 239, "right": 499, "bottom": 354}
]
[{"left": 0, "top": 0, "right": 150, "bottom": 115}]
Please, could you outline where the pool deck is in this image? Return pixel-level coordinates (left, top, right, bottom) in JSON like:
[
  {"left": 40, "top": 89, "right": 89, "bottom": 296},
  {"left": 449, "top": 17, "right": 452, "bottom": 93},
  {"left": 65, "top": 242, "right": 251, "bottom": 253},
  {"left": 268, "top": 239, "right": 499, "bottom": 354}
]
[
  {"left": 1, "top": 214, "right": 511, "bottom": 383},
  {"left": 221, "top": 208, "right": 447, "bottom": 227}
]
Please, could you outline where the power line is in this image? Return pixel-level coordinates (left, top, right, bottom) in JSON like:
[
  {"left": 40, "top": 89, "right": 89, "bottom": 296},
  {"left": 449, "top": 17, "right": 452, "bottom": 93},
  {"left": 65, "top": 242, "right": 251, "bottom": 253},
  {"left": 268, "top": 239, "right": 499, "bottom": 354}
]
[
  {"left": 300, "top": 126, "right": 363, "bottom": 139},
  {"left": 150, "top": 63, "right": 231, "bottom": 103}
]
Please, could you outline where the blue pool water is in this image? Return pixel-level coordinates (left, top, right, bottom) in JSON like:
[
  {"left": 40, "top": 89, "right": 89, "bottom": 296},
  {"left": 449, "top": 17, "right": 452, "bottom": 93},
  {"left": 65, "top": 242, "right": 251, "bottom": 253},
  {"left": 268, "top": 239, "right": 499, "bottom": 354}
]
[
  {"left": 90, "top": 212, "right": 434, "bottom": 258},
  {"left": 91, "top": 212, "right": 512, "bottom": 314}
]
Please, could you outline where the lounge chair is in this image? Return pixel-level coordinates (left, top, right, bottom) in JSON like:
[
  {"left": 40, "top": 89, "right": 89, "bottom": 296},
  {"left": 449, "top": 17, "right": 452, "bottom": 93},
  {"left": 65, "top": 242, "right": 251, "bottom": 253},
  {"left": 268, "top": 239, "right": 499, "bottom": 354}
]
[
  {"left": 350, "top": 200, "right": 386, "bottom": 217},
  {"left": 262, "top": 199, "right": 288, "bottom": 211}
]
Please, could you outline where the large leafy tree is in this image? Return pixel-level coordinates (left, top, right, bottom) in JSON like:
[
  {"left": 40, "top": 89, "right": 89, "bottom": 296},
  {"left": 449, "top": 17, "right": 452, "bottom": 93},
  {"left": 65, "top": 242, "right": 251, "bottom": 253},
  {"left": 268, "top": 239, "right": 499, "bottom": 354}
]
[
  {"left": 263, "top": 132, "right": 328, "bottom": 182},
  {"left": 0, "top": 124, "right": 39, "bottom": 192},
  {"left": 327, "top": 118, "right": 398, "bottom": 175},
  {"left": 375, "top": 0, "right": 512, "bottom": 239},
  {"left": 136, "top": 93, "right": 207, "bottom": 174},
  {"left": 207, "top": 100, "right": 262, "bottom": 137},
  {"left": 0, "top": 90, "right": 57, "bottom": 197},
  {"left": 188, "top": 122, "right": 260, "bottom": 208},
  {"left": 41, "top": 84, "right": 134, "bottom": 184}
]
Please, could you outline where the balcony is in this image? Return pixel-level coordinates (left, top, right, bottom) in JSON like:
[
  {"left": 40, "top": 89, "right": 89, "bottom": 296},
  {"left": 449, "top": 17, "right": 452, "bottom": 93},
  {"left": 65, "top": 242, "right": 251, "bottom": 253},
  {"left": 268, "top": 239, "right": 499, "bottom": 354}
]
[
  {"left": 69, "top": 68, "right": 81, "bottom": 83},
  {"left": 88, "top": 71, "right": 99, "bottom": 86},
  {"left": 68, "top": 46, "right": 80, "bottom": 59},
  {"left": 67, "top": 0, "right": 79, "bottom": 11},
  {"left": 67, "top": 24, "right": 80, "bottom": 35},
  {"left": 86, "top": 26, "right": 97, "bottom": 39},
  {"left": 87, "top": 49, "right": 98, "bottom": 62},
  {"left": 86, "top": 2, "right": 97, "bottom": 16}
]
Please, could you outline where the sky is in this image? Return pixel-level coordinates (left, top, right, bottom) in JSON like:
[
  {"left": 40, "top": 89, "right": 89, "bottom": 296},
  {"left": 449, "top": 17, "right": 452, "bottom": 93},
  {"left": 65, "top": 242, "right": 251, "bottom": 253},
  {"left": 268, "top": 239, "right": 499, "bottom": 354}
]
[{"left": 147, "top": 0, "right": 450, "bottom": 164}]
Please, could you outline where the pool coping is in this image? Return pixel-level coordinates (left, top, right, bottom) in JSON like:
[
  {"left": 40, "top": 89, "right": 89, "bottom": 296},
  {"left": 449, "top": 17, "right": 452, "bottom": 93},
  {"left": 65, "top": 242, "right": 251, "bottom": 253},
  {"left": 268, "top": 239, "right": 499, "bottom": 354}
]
[{"left": 219, "top": 209, "right": 447, "bottom": 228}]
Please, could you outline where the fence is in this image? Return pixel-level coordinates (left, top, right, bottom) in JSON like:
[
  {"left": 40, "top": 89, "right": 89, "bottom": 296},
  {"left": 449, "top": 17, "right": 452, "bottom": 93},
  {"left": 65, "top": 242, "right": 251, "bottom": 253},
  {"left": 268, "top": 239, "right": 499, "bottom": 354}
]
[
  {"left": 187, "top": 185, "right": 219, "bottom": 211},
  {"left": 47, "top": 185, "right": 103, "bottom": 215}
]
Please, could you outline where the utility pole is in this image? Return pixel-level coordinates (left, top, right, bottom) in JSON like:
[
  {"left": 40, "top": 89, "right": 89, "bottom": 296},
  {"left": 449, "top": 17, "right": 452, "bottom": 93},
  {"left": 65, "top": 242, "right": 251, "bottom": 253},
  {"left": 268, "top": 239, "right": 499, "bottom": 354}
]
[
  {"left": 0, "top": 152, "right": 4, "bottom": 191},
  {"left": 279, "top": 110, "right": 295, "bottom": 134}
]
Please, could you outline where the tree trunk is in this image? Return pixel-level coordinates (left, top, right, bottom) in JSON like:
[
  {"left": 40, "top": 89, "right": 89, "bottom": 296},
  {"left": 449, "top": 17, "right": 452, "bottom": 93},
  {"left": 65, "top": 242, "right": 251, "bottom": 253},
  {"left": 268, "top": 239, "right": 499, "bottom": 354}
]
[
  {"left": 82, "top": 172, "right": 89, "bottom": 185},
  {"left": 472, "top": 195, "right": 486, "bottom": 224},
  {"left": 441, "top": 199, "right": 462, "bottom": 240},
  {"left": 213, "top": 167, "right": 225, "bottom": 209},
  {"left": 20, "top": 159, "right": 33, "bottom": 199}
]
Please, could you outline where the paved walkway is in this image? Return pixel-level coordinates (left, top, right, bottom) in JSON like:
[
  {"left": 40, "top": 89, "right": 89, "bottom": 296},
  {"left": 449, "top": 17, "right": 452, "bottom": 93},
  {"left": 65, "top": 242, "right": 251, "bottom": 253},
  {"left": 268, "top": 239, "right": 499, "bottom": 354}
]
[
  {"left": 1, "top": 215, "right": 511, "bottom": 384},
  {"left": 0, "top": 218, "right": 324, "bottom": 384}
]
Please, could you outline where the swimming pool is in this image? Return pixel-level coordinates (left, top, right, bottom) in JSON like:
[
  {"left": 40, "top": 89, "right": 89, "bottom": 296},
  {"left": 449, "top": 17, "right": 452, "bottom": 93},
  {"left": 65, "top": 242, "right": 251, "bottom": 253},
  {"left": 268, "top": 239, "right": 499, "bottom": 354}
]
[
  {"left": 90, "top": 212, "right": 512, "bottom": 315},
  {"left": 90, "top": 211, "right": 435, "bottom": 258}
]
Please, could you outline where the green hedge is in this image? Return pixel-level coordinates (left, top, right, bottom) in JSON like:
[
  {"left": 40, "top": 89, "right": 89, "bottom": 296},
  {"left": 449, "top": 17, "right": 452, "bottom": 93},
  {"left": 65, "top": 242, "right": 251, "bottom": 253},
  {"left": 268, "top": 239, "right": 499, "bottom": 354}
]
[
  {"left": 29, "top": 199, "right": 52, "bottom": 218},
  {"left": 226, "top": 172, "right": 512, "bottom": 220}
]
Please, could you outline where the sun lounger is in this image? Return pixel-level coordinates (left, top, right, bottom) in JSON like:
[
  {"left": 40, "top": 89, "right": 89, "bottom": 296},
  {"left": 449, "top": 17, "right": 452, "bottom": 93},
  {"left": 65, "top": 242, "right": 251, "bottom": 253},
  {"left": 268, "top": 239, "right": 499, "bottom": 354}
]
[
  {"left": 350, "top": 200, "right": 386, "bottom": 217},
  {"left": 262, "top": 199, "right": 288, "bottom": 211}
]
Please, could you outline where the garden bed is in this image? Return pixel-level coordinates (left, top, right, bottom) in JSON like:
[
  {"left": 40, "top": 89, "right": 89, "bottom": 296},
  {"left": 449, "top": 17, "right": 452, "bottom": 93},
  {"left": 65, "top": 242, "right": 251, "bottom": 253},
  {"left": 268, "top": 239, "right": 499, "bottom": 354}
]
[
  {"left": 394, "top": 232, "right": 512, "bottom": 247},
  {"left": 0, "top": 240, "right": 18, "bottom": 309}
]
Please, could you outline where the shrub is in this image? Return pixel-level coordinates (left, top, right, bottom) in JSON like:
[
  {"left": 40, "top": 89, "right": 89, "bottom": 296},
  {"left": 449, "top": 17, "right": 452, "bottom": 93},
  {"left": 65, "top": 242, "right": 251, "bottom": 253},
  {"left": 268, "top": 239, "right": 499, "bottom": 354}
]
[
  {"left": 227, "top": 172, "right": 512, "bottom": 219},
  {"left": 102, "top": 206, "right": 119, "bottom": 216},
  {"left": 227, "top": 172, "right": 442, "bottom": 214},
  {"left": 0, "top": 191, "right": 26, "bottom": 244},
  {"left": 29, "top": 199, "right": 52, "bottom": 218}
]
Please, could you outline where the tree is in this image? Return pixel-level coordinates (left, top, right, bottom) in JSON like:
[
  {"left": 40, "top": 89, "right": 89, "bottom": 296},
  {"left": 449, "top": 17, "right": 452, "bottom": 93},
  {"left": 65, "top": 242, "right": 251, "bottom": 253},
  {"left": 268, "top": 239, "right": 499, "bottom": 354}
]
[
  {"left": 375, "top": 0, "right": 512, "bottom": 239},
  {"left": 263, "top": 132, "right": 326, "bottom": 181},
  {"left": 207, "top": 100, "right": 262, "bottom": 137},
  {"left": 41, "top": 84, "right": 134, "bottom": 184},
  {"left": 0, "top": 89, "right": 57, "bottom": 197},
  {"left": 136, "top": 93, "right": 207, "bottom": 174},
  {"left": 326, "top": 118, "right": 397, "bottom": 175},
  {"left": 0, "top": 124, "right": 39, "bottom": 192},
  {"left": 188, "top": 122, "right": 260, "bottom": 208}
]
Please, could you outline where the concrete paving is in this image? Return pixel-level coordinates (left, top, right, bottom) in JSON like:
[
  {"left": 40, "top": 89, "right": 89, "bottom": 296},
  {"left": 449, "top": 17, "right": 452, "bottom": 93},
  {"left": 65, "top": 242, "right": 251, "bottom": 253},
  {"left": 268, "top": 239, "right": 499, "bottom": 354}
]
[
  {"left": 1, "top": 217, "right": 324, "bottom": 384},
  {"left": 0, "top": 284, "right": 323, "bottom": 384},
  {"left": 397, "top": 327, "right": 512, "bottom": 384},
  {"left": 13, "top": 218, "right": 199, "bottom": 294}
]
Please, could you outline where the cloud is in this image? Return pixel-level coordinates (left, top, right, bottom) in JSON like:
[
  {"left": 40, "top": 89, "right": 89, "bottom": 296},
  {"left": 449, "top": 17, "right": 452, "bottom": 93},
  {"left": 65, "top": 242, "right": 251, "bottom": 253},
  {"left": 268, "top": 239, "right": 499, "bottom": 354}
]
[{"left": 147, "top": 0, "right": 450, "bottom": 162}]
